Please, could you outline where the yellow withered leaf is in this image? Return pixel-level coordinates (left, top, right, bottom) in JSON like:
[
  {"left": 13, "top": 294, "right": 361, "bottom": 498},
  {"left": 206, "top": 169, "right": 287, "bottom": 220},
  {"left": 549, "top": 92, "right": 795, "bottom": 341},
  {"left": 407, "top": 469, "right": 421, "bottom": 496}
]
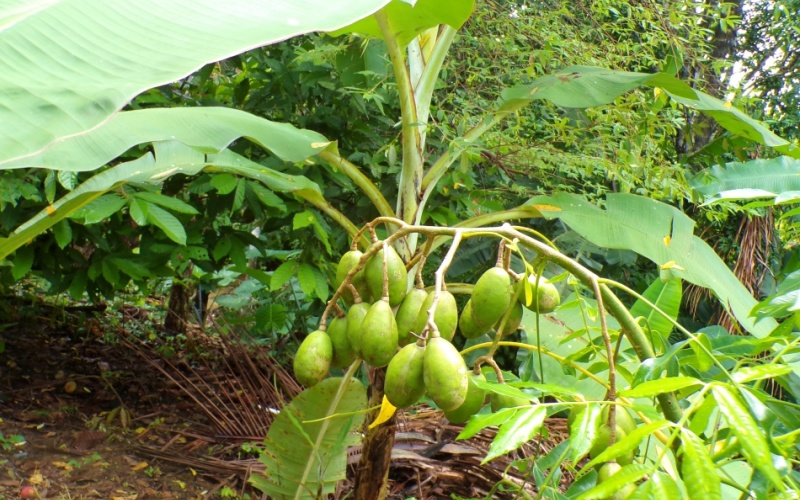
[
  {"left": 530, "top": 204, "right": 561, "bottom": 211},
  {"left": 368, "top": 395, "right": 397, "bottom": 429},
  {"left": 131, "top": 461, "right": 149, "bottom": 471}
]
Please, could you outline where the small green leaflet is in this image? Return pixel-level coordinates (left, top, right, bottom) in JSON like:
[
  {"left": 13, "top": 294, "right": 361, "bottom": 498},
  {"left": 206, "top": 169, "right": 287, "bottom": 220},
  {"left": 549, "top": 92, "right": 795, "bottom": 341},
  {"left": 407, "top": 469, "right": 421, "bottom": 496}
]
[
  {"left": 680, "top": 428, "right": 721, "bottom": 500},
  {"left": 145, "top": 203, "right": 186, "bottom": 245},
  {"left": 620, "top": 376, "right": 702, "bottom": 398},
  {"left": 482, "top": 405, "right": 546, "bottom": 464}
]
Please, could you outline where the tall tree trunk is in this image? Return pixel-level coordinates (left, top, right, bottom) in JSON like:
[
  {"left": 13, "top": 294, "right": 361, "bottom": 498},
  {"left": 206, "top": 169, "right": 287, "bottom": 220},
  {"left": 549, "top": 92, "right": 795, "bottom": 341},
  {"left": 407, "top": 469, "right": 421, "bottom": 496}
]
[
  {"left": 353, "top": 367, "right": 396, "bottom": 500},
  {"left": 675, "top": 0, "right": 744, "bottom": 155}
]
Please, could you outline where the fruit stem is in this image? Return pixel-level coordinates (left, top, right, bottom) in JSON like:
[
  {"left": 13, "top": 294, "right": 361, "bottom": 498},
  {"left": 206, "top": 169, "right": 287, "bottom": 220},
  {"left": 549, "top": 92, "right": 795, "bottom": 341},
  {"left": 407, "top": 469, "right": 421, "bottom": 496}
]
[
  {"left": 414, "top": 237, "right": 434, "bottom": 288},
  {"left": 425, "top": 230, "right": 462, "bottom": 337},
  {"left": 381, "top": 241, "right": 390, "bottom": 301},
  {"left": 348, "top": 283, "right": 363, "bottom": 304},
  {"left": 478, "top": 356, "right": 504, "bottom": 384},
  {"left": 495, "top": 239, "right": 506, "bottom": 268}
]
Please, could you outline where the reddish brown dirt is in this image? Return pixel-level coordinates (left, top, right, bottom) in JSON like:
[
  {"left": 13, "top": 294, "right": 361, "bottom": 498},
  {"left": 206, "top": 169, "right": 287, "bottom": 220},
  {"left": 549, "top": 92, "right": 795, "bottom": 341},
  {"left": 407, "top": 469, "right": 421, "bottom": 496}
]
[{"left": 0, "top": 319, "right": 227, "bottom": 499}]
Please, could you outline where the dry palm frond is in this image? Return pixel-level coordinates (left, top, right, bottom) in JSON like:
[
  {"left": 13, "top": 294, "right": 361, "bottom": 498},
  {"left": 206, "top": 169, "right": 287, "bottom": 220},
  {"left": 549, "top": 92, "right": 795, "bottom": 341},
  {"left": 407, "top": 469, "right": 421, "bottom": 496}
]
[{"left": 126, "top": 327, "right": 301, "bottom": 440}]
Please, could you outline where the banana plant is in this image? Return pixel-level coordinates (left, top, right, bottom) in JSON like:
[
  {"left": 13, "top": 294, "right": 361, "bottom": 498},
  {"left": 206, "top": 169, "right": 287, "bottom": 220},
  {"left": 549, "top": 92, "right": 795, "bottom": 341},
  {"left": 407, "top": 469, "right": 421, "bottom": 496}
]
[{"left": 3, "top": 0, "right": 800, "bottom": 497}]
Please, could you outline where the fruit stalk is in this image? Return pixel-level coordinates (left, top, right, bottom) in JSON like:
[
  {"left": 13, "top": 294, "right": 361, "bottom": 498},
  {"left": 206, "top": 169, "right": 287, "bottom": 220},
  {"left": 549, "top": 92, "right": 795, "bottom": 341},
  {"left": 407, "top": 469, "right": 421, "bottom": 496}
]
[{"left": 424, "top": 230, "right": 463, "bottom": 338}]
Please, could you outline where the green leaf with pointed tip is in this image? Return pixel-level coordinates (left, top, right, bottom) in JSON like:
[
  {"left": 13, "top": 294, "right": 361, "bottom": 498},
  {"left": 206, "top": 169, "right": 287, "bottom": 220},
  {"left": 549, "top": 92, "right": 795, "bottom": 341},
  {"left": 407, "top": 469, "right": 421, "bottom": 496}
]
[
  {"left": 251, "top": 377, "right": 367, "bottom": 499},
  {"left": 144, "top": 203, "right": 186, "bottom": 245},
  {"left": 620, "top": 377, "right": 702, "bottom": 399},
  {"left": 680, "top": 428, "right": 721, "bottom": 500},
  {"left": 71, "top": 194, "right": 126, "bottom": 225},
  {"left": 132, "top": 191, "right": 198, "bottom": 215},
  {"left": 584, "top": 420, "right": 670, "bottom": 470},
  {"left": 528, "top": 192, "right": 776, "bottom": 338},
  {"left": 332, "top": 0, "right": 475, "bottom": 47},
  {"left": 576, "top": 463, "right": 650, "bottom": 500},
  {"left": 629, "top": 278, "right": 682, "bottom": 340},
  {"left": 0, "top": 142, "right": 319, "bottom": 261},
  {"left": 690, "top": 157, "right": 800, "bottom": 205},
  {"left": 711, "top": 385, "right": 783, "bottom": 490},
  {"left": 0, "top": 0, "right": 389, "bottom": 164},
  {"left": 482, "top": 406, "right": 546, "bottom": 464},
  {"left": 568, "top": 403, "right": 602, "bottom": 462},
  {"left": 457, "top": 408, "right": 516, "bottom": 441}
]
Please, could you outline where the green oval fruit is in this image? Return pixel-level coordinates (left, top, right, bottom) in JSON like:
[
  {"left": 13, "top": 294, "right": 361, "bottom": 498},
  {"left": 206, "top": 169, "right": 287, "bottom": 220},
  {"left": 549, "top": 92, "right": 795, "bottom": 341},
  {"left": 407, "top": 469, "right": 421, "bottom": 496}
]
[
  {"left": 516, "top": 274, "right": 560, "bottom": 313},
  {"left": 293, "top": 330, "right": 332, "bottom": 387},
  {"left": 328, "top": 316, "right": 356, "bottom": 368},
  {"left": 597, "top": 462, "right": 637, "bottom": 499},
  {"left": 360, "top": 299, "right": 399, "bottom": 367},
  {"left": 385, "top": 343, "right": 426, "bottom": 408},
  {"left": 335, "top": 250, "right": 368, "bottom": 304},
  {"left": 423, "top": 337, "right": 468, "bottom": 411},
  {"left": 395, "top": 288, "right": 428, "bottom": 346},
  {"left": 365, "top": 246, "right": 408, "bottom": 307},
  {"left": 413, "top": 290, "right": 458, "bottom": 342},
  {"left": 590, "top": 425, "right": 634, "bottom": 465},
  {"left": 346, "top": 302, "right": 371, "bottom": 357},
  {"left": 458, "top": 299, "right": 490, "bottom": 339},
  {"left": 444, "top": 372, "right": 487, "bottom": 423},
  {"left": 490, "top": 392, "right": 531, "bottom": 412},
  {"left": 602, "top": 406, "right": 637, "bottom": 436},
  {"left": 471, "top": 267, "right": 513, "bottom": 327},
  {"left": 495, "top": 300, "right": 523, "bottom": 336}
]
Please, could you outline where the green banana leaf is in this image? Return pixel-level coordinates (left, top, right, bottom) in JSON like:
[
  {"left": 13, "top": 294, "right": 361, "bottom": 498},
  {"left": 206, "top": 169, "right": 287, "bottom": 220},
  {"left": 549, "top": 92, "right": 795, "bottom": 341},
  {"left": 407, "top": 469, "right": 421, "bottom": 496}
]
[
  {"left": 499, "top": 67, "right": 800, "bottom": 159},
  {"left": 331, "top": 0, "right": 475, "bottom": 46},
  {"left": 629, "top": 278, "right": 683, "bottom": 343},
  {"left": 690, "top": 156, "right": 800, "bottom": 205},
  {"left": 0, "top": 0, "right": 390, "bottom": 164},
  {"left": 250, "top": 376, "right": 367, "bottom": 499},
  {"left": 0, "top": 108, "right": 330, "bottom": 171},
  {"left": 0, "top": 142, "right": 320, "bottom": 259},
  {"left": 527, "top": 192, "right": 776, "bottom": 338}
]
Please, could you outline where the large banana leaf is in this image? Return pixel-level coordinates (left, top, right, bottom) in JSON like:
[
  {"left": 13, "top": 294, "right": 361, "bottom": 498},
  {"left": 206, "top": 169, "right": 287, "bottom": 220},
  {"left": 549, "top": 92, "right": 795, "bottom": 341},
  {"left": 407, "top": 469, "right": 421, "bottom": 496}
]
[
  {"left": 0, "top": 108, "right": 329, "bottom": 171},
  {"left": 0, "top": 0, "right": 389, "bottom": 164},
  {"left": 331, "top": 0, "right": 475, "bottom": 46},
  {"left": 251, "top": 376, "right": 367, "bottom": 499},
  {"left": 499, "top": 67, "right": 800, "bottom": 159},
  {"left": 0, "top": 142, "right": 320, "bottom": 259},
  {"left": 690, "top": 156, "right": 800, "bottom": 205},
  {"left": 527, "top": 192, "right": 776, "bottom": 338}
]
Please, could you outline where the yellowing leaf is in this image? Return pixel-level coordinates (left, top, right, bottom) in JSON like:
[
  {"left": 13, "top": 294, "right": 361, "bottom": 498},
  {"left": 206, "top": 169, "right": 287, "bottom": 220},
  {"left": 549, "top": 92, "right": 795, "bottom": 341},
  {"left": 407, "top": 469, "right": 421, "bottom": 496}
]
[
  {"left": 131, "top": 461, "right": 149, "bottom": 471},
  {"left": 368, "top": 395, "right": 396, "bottom": 429},
  {"left": 654, "top": 87, "right": 663, "bottom": 98},
  {"left": 663, "top": 235, "right": 671, "bottom": 246},
  {"left": 531, "top": 204, "right": 561, "bottom": 211},
  {"left": 53, "top": 461, "right": 73, "bottom": 471},
  {"left": 723, "top": 101, "right": 733, "bottom": 108},
  {"left": 660, "top": 261, "right": 685, "bottom": 271},
  {"left": 189, "top": 467, "right": 197, "bottom": 476}
]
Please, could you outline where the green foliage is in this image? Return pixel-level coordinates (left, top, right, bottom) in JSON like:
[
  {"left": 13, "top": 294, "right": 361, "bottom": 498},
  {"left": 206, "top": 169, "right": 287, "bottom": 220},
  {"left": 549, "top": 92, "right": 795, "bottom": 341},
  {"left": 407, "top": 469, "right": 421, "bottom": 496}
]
[{"left": 249, "top": 376, "right": 367, "bottom": 499}]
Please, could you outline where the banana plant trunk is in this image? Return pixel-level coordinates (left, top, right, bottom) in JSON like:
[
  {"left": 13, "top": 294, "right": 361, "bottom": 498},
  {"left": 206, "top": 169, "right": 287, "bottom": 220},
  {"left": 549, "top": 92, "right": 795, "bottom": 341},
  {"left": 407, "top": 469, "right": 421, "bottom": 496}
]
[{"left": 353, "top": 367, "right": 396, "bottom": 499}]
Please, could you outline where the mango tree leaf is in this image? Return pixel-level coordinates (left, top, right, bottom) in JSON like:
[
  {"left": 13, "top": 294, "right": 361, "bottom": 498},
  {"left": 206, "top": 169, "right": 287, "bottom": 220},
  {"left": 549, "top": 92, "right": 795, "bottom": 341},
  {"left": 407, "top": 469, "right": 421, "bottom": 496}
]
[
  {"left": 0, "top": 0, "right": 389, "bottom": 164},
  {"left": 732, "top": 365, "right": 793, "bottom": 384},
  {"left": 629, "top": 278, "right": 682, "bottom": 339},
  {"left": 620, "top": 377, "right": 702, "bottom": 399},
  {"left": 251, "top": 377, "right": 367, "bottom": 499},
  {"left": 0, "top": 142, "right": 320, "bottom": 260},
  {"left": 457, "top": 408, "right": 516, "bottom": 440},
  {"left": 680, "top": 428, "right": 721, "bottom": 500},
  {"left": 568, "top": 403, "right": 602, "bottom": 462},
  {"left": 584, "top": 420, "right": 670, "bottom": 470},
  {"left": 528, "top": 192, "right": 776, "bottom": 338},
  {"left": 576, "top": 463, "right": 650, "bottom": 500},
  {"left": 482, "top": 405, "right": 546, "bottom": 464},
  {"left": 70, "top": 193, "right": 126, "bottom": 225},
  {"left": 711, "top": 385, "right": 783, "bottom": 489},
  {"left": 332, "top": 0, "right": 475, "bottom": 47},
  {"left": 498, "top": 67, "right": 799, "bottom": 158},
  {"left": 690, "top": 157, "right": 800, "bottom": 205}
]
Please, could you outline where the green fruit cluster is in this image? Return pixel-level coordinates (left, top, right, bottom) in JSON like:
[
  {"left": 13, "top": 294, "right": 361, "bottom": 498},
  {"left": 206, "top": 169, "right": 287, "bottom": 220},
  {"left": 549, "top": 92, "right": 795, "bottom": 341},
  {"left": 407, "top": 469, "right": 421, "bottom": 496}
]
[{"left": 293, "top": 244, "right": 559, "bottom": 428}]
